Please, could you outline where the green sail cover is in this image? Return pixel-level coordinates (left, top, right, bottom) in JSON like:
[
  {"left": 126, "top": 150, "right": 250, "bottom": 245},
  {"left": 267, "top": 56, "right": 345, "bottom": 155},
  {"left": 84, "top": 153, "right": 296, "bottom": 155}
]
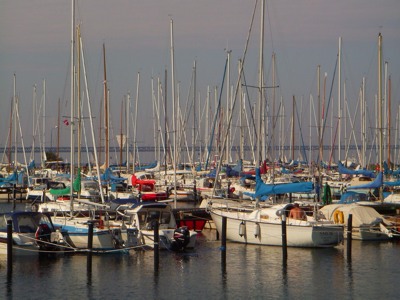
[
  {"left": 49, "top": 168, "right": 81, "bottom": 195},
  {"left": 73, "top": 169, "right": 81, "bottom": 192},
  {"left": 49, "top": 186, "right": 71, "bottom": 196}
]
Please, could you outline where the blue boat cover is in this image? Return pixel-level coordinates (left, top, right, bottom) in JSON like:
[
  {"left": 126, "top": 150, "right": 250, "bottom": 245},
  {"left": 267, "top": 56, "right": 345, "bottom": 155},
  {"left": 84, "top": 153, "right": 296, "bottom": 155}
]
[
  {"left": 347, "top": 172, "right": 383, "bottom": 190},
  {"left": 254, "top": 168, "right": 313, "bottom": 198},
  {"left": 338, "top": 161, "right": 375, "bottom": 178}
]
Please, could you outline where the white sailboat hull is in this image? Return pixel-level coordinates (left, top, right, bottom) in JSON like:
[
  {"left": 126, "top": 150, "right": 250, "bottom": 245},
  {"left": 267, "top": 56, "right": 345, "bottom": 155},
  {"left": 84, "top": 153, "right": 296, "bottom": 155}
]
[
  {"left": 210, "top": 208, "right": 344, "bottom": 247},
  {"left": 52, "top": 217, "right": 124, "bottom": 251}
]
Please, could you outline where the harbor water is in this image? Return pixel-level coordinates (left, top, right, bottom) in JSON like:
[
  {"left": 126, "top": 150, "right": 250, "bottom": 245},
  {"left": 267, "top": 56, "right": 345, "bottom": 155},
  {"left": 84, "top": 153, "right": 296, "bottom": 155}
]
[{"left": 1, "top": 203, "right": 400, "bottom": 299}]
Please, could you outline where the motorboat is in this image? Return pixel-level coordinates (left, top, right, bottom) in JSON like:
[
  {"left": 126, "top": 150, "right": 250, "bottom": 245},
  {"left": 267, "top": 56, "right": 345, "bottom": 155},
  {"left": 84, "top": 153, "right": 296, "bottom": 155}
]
[
  {"left": 51, "top": 213, "right": 128, "bottom": 252},
  {"left": 0, "top": 211, "right": 64, "bottom": 255},
  {"left": 116, "top": 202, "right": 197, "bottom": 251}
]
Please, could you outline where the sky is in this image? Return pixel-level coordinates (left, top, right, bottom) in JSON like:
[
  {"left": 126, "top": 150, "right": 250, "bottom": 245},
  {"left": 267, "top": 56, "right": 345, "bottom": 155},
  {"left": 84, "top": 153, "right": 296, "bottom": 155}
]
[{"left": 0, "top": 0, "right": 399, "bottom": 164}]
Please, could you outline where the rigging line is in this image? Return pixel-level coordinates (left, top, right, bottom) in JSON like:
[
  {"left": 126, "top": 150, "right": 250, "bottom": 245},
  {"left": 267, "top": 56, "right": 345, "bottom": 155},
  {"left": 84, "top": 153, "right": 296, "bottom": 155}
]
[
  {"left": 211, "top": 0, "right": 260, "bottom": 196},
  {"left": 294, "top": 97, "right": 308, "bottom": 164},
  {"left": 328, "top": 118, "right": 339, "bottom": 167},
  {"left": 204, "top": 57, "right": 228, "bottom": 170},
  {"left": 344, "top": 95, "right": 362, "bottom": 164},
  {"left": 265, "top": 0, "right": 275, "bottom": 53},
  {"left": 265, "top": 101, "right": 281, "bottom": 153},
  {"left": 318, "top": 55, "right": 338, "bottom": 164},
  {"left": 241, "top": 70, "right": 258, "bottom": 142}
]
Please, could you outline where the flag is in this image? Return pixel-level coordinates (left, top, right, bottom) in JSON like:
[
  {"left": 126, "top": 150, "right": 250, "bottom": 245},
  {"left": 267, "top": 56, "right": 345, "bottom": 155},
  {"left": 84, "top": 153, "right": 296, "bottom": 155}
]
[{"left": 63, "top": 119, "right": 69, "bottom": 126}]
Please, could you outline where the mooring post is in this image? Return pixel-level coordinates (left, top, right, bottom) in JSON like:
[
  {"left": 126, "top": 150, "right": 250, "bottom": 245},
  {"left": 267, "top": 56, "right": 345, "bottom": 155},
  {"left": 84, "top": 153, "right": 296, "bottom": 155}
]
[
  {"left": 281, "top": 214, "right": 288, "bottom": 261},
  {"left": 87, "top": 221, "right": 94, "bottom": 251},
  {"left": 7, "top": 220, "right": 13, "bottom": 273},
  {"left": 221, "top": 216, "right": 227, "bottom": 271},
  {"left": 347, "top": 214, "right": 353, "bottom": 259},
  {"left": 221, "top": 216, "right": 227, "bottom": 251},
  {"left": 87, "top": 221, "right": 94, "bottom": 272},
  {"left": 154, "top": 220, "right": 159, "bottom": 273}
]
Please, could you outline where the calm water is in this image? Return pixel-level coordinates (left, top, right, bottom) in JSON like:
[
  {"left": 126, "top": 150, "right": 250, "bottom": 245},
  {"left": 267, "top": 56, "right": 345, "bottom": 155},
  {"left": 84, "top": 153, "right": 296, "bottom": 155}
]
[{"left": 1, "top": 203, "right": 400, "bottom": 300}]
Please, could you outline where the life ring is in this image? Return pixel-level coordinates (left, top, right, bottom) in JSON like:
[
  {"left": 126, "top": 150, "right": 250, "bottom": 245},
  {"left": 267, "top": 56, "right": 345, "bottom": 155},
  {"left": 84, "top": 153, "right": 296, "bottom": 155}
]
[{"left": 333, "top": 210, "right": 344, "bottom": 224}]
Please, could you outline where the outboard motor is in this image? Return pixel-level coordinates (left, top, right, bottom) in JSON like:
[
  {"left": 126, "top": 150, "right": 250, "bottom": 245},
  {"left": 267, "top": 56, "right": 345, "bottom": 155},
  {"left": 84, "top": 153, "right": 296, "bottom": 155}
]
[
  {"left": 170, "top": 226, "right": 190, "bottom": 251},
  {"left": 35, "top": 223, "right": 53, "bottom": 250},
  {"left": 111, "top": 228, "right": 125, "bottom": 249}
]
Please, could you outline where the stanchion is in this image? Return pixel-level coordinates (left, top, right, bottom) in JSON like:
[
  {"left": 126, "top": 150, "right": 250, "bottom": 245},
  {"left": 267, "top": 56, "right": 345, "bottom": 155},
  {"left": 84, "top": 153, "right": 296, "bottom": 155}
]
[
  {"left": 7, "top": 220, "right": 13, "bottom": 273},
  {"left": 281, "top": 214, "right": 287, "bottom": 261},
  {"left": 193, "top": 180, "right": 197, "bottom": 203},
  {"left": 347, "top": 214, "right": 353, "bottom": 260},
  {"left": 154, "top": 220, "right": 159, "bottom": 273}
]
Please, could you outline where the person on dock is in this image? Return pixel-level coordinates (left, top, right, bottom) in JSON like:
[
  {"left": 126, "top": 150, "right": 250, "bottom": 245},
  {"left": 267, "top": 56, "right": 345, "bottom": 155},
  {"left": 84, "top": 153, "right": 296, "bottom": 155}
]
[{"left": 289, "top": 203, "right": 307, "bottom": 221}]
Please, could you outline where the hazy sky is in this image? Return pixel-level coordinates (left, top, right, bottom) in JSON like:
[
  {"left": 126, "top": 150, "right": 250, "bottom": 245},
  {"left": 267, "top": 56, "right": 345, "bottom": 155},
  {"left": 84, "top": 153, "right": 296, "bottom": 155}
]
[{"left": 1, "top": 0, "right": 399, "bottom": 162}]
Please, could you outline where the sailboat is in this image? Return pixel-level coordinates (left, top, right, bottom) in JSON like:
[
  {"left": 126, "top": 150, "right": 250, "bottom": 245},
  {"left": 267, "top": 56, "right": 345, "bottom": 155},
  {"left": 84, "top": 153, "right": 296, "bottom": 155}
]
[
  {"left": 209, "top": 168, "right": 344, "bottom": 247},
  {"left": 207, "top": 0, "right": 344, "bottom": 248},
  {"left": 47, "top": 1, "right": 129, "bottom": 252}
]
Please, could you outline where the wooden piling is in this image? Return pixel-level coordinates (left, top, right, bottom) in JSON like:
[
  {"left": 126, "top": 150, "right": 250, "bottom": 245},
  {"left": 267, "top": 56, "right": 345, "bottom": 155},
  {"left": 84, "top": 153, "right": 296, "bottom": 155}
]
[
  {"left": 7, "top": 220, "right": 12, "bottom": 273},
  {"left": 87, "top": 221, "right": 94, "bottom": 272},
  {"left": 221, "top": 216, "right": 227, "bottom": 271},
  {"left": 347, "top": 214, "right": 352, "bottom": 260},
  {"left": 154, "top": 220, "right": 159, "bottom": 273},
  {"left": 221, "top": 216, "right": 227, "bottom": 251},
  {"left": 281, "top": 214, "right": 287, "bottom": 261}
]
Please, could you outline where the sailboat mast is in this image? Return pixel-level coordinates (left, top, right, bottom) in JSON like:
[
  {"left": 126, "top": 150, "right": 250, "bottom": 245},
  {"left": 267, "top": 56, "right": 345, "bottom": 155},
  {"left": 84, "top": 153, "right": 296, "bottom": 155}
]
[
  {"left": 43, "top": 79, "right": 46, "bottom": 165},
  {"left": 338, "top": 37, "right": 342, "bottom": 163},
  {"left": 225, "top": 51, "right": 231, "bottom": 164},
  {"left": 388, "top": 74, "right": 391, "bottom": 166},
  {"left": 103, "top": 43, "right": 109, "bottom": 169},
  {"left": 14, "top": 75, "right": 18, "bottom": 166},
  {"left": 119, "top": 100, "right": 124, "bottom": 169},
  {"left": 378, "top": 33, "right": 383, "bottom": 201},
  {"left": 77, "top": 25, "right": 82, "bottom": 171},
  {"left": 192, "top": 60, "right": 197, "bottom": 165},
  {"left": 126, "top": 93, "right": 130, "bottom": 173},
  {"left": 31, "top": 85, "right": 37, "bottom": 164},
  {"left": 57, "top": 98, "right": 60, "bottom": 171},
  {"left": 291, "top": 95, "right": 295, "bottom": 161},
  {"left": 133, "top": 72, "right": 140, "bottom": 173},
  {"left": 70, "top": 0, "right": 76, "bottom": 212},
  {"left": 239, "top": 60, "right": 244, "bottom": 161},
  {"left": 170, "top": 18, "right": 177, "bottom": 208},
  {"left": 256, "top": 0, "right": 265, "bottom": 167},
  {"left": 362, "top": 77, "right": 366, "bottom": 167}
]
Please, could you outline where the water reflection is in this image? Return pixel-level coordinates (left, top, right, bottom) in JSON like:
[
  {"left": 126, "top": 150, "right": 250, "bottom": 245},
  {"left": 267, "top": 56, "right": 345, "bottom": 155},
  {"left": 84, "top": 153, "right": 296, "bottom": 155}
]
[{"left": 1, "top": 228, "right": 399, "bottom": 299}]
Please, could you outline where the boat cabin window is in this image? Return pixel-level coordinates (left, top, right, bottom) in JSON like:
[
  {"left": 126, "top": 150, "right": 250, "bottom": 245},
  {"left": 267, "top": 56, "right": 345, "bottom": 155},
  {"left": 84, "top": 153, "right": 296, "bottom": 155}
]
[
  {"left": 0, "top": 215, "right": 9, "bottom": 231},
  {"left": 33, "top": 184, "right": 47, "bottom": 191},
  {"left": 137, "top": 212, "right": 147, "bottom": 227},
  {"left": 17, "top": 215, "right": 38, "bottom": 233},
  {"left": 140, "top": 183, "right": 154, "bottom": 192},
  {"left": 146, "top": 211, "right": 160, "bottom": 224},
  {"left": 160, "top": 211, "right": 171, "bottom": 225},
  {"left": 83, "top": 182, "right": 99, "bottom": 190},
  {"left": 48, "top": 182, "right": 66, "bottom": 189},
  {"left": 17, "top": 214, "right": 53, "bottom": 233}
]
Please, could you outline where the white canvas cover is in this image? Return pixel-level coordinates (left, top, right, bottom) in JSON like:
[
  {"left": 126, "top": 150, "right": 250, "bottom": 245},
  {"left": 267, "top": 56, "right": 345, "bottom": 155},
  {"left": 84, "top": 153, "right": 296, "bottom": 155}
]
[{"left": 320, "top": 203, "right": 390, "bottom": 227}]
